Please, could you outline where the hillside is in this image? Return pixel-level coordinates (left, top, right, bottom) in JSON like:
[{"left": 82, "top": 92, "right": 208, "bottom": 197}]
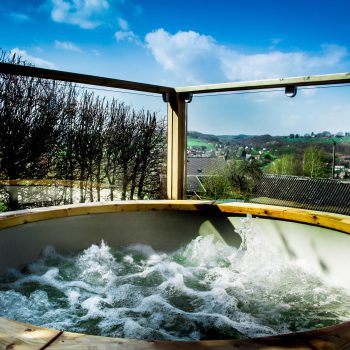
[
  {"left": 187, "top": 131, "right": 350, "bottom": 179},
  {"left": 188, "top": 131, "right": 350, "bottom": 150}
]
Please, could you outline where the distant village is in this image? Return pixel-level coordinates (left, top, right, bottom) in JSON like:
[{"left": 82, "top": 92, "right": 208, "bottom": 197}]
[
  {"left": 187, "top": 131, "right": 350, "bottom": 180},
  {"left": 186, "top": 131, "right": 350, "bottom": 215}
]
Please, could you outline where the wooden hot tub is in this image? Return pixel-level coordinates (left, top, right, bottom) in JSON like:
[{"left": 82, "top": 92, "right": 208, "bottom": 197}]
[{"left": 0, "top": 200, "right": 349, "bottom": 349}]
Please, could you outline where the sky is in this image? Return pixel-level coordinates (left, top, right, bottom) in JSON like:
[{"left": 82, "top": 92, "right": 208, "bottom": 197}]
[{"left": 1, "top": 0, "right": 350, "bottom": 135}]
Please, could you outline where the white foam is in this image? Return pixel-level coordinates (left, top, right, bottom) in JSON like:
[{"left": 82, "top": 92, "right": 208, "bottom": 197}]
[
  {"left": 126, "top": 243, "right": 156, "bottom": 257},
  {"left": 66, "top": 290, "right": 80, "bottom": 305},
  {"left": 123, "top": 255, "right": 134, "bottom": 264},
  {"left": 1, "top": 229, "right": 350, "bottom": 341}
]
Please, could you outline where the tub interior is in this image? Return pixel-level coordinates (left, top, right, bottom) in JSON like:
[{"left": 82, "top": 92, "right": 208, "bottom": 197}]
[{"left": 1, "top": 209, "right": 349, "bottom": 289}]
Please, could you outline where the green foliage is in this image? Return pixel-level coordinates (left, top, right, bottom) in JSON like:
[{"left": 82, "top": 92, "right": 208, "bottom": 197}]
[
  {"left": 303, "top": 146, "right": 325, "bottom": 178},
  {"left": 267, "top": 147, "right": 327, "bottom": 178},
  {"left": 268, "top": 154, "right": 296, "bottom": 175},
  {"left": 187, "top": 131, "right": 219, "bottom": 143},
  {"left": 263, "top": 153, "right": 273, "bottom": 161},
  {"left": 201, "top": 174, "right": 231, "bottom": 200},
  {"left": 0, "top": 201, "right": 7, "bottom": 212},
  {"left": 201, "top": 160, "right": 262, "bottom": 200}
]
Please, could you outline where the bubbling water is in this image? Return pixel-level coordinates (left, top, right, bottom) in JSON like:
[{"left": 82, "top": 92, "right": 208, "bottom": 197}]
[{"left": 1, "top": 217, "right": 350, "bottom": 340}]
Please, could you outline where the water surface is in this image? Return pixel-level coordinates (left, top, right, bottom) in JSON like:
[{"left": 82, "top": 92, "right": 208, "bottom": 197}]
[{"left": 0, "top": 218, "right": 349, "bottom": 340}]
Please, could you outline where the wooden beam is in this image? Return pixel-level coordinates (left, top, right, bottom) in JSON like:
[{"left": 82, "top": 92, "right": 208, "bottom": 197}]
[
  {"left": 0, "top": 62, "right": 174, "bottom": 94},
  {"left": 0, "top": 318, "right": 62, "bottom": 350},
  {"left": 167, "top": 95, "right": 187, "bottom": 199},
  {"left": 3, "top": 62, "right": 349, "bottom": 95},
  {"left": 175, "top": 72, "right": 350, "bottom": 94}
]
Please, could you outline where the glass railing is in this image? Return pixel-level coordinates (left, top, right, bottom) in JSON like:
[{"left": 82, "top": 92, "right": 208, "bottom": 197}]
[
  {"left": 186, "top": 84, "right": 350, "bottom": 214},
  {"left": 0, "top": 58, "right": 167, "bottom": 211},
  {"left": 2, "top": 54, "right": 350, "bottom": 214}
]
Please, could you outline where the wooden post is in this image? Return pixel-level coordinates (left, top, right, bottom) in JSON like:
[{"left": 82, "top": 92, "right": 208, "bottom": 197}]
[{"left": 166, "top": 93, "right": 188, "bottom": 199}]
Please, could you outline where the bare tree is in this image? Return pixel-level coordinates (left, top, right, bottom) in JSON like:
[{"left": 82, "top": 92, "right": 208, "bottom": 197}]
[
  {"left": 0, "top": 51, "right": 71, "bottom": 208},
  {"left": 73, "top": 92, "right": 107, "bottom": 202},
  {"left": 104, "top": 101, "right": 165, "bottom": 200},
  {"left": 0, "top": 49, "right": 166, "bottom": 209},
  {"left": 134, "top": 111, "right": 165, "bottom": 199},
  {"left": 53, "top": 87, "right": 79, "bottom": 203},
  {"left": 104, "top": 100, "right": 124, "bottom": 200}
]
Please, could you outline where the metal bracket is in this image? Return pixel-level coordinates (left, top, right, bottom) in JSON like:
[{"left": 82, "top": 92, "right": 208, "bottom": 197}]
[
  {"left": 179, "top": 92, "right": 193, "bottom": 103},
  {"left": 162, "top": 92, "right": 193, "bottom": 103},
  {"left": 285, "top": 85, "right": 297, "bottom": 98}
]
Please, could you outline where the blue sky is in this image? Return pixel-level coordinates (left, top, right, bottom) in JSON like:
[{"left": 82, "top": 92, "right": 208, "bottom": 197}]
[{"left": 1, "top": 0, "right": 350, "bottom": 135}]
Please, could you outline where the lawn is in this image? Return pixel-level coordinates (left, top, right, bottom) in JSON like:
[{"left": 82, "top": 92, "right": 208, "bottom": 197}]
[{"left": 187, "top": 137, "right": 215, "bottom": 150}]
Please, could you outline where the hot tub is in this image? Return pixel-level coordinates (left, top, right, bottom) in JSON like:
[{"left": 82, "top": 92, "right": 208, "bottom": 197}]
[{"left": 0, "top": 200, "right": 350, "bottom": 349}]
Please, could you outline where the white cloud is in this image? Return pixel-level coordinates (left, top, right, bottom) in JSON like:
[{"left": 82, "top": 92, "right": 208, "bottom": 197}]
[
  {"left": 117, "top": 17, "right": 128, "bottom": 31},
  {"left": 145, "top": 29, "right": 349, "bottom": 84},
  {"left": 115, "top": 30, "right": 139, "bottom": 44},
  {"left": 10, "top": 48, "right": 55, "bottom": 69},
  {"left": 50, "top": 0, "right": 109, "bottom": 29},
  {"left": 145, "top": 29, "right": 221, "bottom": 83},
  {"left": 54, "top": 40, "right": 82, "bottom": 52},
  {"left": 92, "top": 49, "right": 100, "bottom": 56},
  {"left": 8, "top": 12, "right": 31, "bottom": 22},
  {"left": 221, "top": 44, "right": 348, "bottom": 81},
  {"left": 115, "top": 16, "right": 141, "bottom": 45},
  {"left": 146, "top": 29, "right": 215, "bottom": 71}
]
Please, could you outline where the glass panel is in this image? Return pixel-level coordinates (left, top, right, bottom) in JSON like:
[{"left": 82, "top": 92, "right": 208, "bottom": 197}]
[
  {"left": 187, "top": 85, "right": 350, "bottom": 214},
  {"left": 0, "top": 66, "right": 166, "bottom": 211}
]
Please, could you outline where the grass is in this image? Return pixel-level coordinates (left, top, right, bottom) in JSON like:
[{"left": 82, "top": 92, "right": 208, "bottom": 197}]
[{"left": 187, "top": 137, "right": 215, "bottom": 150}]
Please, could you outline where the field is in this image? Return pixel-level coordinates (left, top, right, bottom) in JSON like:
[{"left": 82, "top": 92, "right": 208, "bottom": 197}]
[
  {"left": 187, "top": 137, "right": 215, "bottom": 150},
  {"left": 285, "top": 136, "right": 350, "bottom": 144}
]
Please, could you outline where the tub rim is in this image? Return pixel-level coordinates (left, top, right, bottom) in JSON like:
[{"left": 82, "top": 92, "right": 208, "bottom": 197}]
[
  {"left": 1, "top": 200, "right": 350, "bottom": 234},
  {"left": 1, "top": 200, "right": 350, "bottom": 349}
]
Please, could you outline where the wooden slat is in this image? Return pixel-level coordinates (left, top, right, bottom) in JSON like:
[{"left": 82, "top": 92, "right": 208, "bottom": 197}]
[
  {"left": 46, "top": 330, "right": 312, "bottom": 349},
  {"left": 0, "top": 318, "right": 61, "bottom": 350},
  {"left": 0, "top": 63, "right": 174, "bottom": 95},
  {"left": 0, "top": 179, "right": 108, "bottom": 190},
  {"left": 175, "top": 72, "right": 350, "bottom": 94},
  {"left": 1, "top": 319, "right": 349, "bottom": 350},
  {"left": 298, "top": 321, "right": 350, "bottom": 349},
  {"left": 46, "top": 331, "right": 156, "bottom": 350}
]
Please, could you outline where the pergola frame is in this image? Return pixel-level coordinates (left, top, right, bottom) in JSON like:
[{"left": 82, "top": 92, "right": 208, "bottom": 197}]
[{"left": 1, "top": 62, "right": 350, "bottom": 199}]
